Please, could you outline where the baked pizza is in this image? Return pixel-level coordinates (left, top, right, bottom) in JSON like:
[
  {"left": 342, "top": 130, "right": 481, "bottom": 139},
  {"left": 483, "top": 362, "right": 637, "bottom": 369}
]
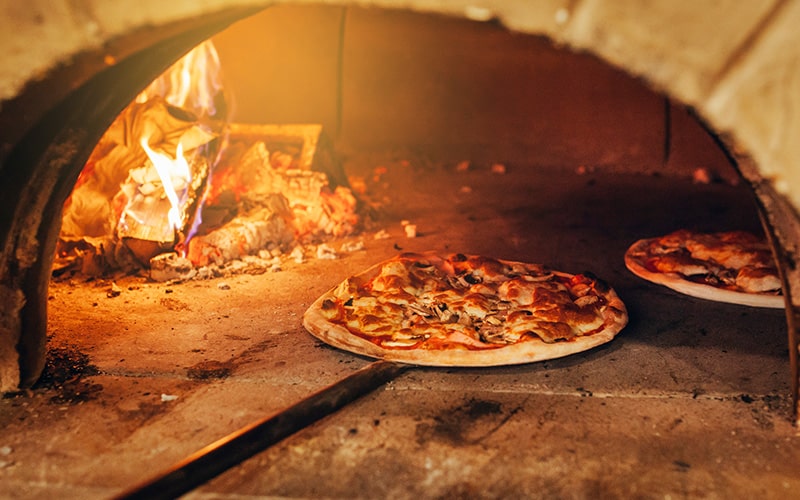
[
  {"left": 624, "top": 229, "right": 783, "bottom": 308},
  {"left": 303, "top": 252, "right": 628, "bottom": 366}
]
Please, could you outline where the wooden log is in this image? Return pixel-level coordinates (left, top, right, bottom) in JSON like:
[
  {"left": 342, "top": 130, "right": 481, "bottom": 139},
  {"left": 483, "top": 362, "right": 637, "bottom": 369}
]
[
  {"left": 186, "top": 194, "right": 295, "bottom": 267},
  {"left": 214, "top": 141, "right": 358, "bottom": 241},
  {"left": 115, "top": 154, "right": 210, "bottom": 244}
]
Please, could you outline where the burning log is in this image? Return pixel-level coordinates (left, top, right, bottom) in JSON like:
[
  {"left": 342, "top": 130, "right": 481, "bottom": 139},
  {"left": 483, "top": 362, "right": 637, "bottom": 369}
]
[
  {"left": 176, "top": 137, "right": 358, "bottom": 270},
  {"left": 59, "top": 107, "right": 360, "bottom": 279},
  {"left": 186, "top": 194, "right": 295, "bottom": 267},
  {"left": 216, "top": 141, "right": 359, "bottom": 240},
  {"left": 59, "top": 98, "right": 218, "bottom": 271},
  {"left": 61, "top": 98, "right": 216, "bottom": 240},
  {"left": 115, "top": 152, "right": 210, "bottom": 244}
]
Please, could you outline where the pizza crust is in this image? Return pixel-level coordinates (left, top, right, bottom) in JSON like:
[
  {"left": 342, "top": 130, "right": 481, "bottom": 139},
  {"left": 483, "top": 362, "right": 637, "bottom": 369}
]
[
  {"left": 625, "top": 238, "right": 784, "bottom": 309},
  {"left": 303, "top": 254, "right": 628, "bottom": 367}
]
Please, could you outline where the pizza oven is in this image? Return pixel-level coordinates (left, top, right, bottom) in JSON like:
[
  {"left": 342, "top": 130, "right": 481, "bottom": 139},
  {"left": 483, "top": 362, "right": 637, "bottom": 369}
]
[{"left": 3, "top": 2, "right": 800, "bottom": 497}]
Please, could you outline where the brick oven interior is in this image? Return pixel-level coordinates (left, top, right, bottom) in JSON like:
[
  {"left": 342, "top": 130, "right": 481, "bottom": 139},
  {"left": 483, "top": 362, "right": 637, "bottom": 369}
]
[{"left": 2, "top": 4, "right": 800, "bottom": 498}]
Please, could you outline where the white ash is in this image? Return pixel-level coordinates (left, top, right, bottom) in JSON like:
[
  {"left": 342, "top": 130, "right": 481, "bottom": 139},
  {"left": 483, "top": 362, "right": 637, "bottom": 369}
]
[
  {"left": 160, "top": 394, "right": 178, "bottom": 402},
  {"left": 242, "top": 254, "right": 279, "bottom": 267},
  {"left": 224, "top": 259, "right": 251, "bottom": 274},
  {"left": 373, "top": 229, "right": 390, "bottom": 240},
  {"left": 340, "top": 240, "right": 366, "bottom": 253},
  {"left": 146, "top": 232, "right": 370, "bottom": 287},
  {"left": 150, "top": 252, "right": 196, "bottom": 282},
  {"left": 290, "top": 245, "right": 305, "bottom": 263},
  {"left": 316, "top": 243, "right": 338, "bottom": 260},
  {"left": 106, "top": 282, "right": 122, "bottom": 298},
  {"left": 191, "top": 265, "right": 225, "bottom": 281},
  {"left": 258, "top": 247, "right": 283, "bottom": 259}
]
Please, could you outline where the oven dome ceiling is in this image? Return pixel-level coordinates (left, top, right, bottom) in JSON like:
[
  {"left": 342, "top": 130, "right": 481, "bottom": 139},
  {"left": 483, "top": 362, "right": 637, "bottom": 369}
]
[{"left": 1, "top": 0, "right": 799, "bottom": 216}]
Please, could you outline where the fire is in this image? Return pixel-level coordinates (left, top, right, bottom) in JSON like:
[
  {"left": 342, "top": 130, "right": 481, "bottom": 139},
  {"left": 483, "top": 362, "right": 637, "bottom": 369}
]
[
  {"left": 139, "top": 137, "right": 191, "bottom": 233},
  {"left": 58, "top": 39, "right": 223, "bottom": 272},
  {"left": 57, "top": 38, "right": 359, "bottom": 279},
  {"left": 136, "top": 40, "right": 223, "bottom": 119}
]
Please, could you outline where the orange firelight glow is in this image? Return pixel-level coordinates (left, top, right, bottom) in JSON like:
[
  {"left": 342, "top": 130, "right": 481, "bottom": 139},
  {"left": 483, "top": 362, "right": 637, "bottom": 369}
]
[{"left": 136, "top": 40, "right": 223, "bottom": 118}]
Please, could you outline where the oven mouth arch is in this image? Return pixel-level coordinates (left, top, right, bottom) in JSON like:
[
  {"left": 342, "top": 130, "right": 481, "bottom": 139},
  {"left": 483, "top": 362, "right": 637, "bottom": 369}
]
[
  {"left": 0, "top": 1, "right": 798, "bottom": 422},
  {"left": 0, "top": 7, "right": 262, "bottom": 390}
]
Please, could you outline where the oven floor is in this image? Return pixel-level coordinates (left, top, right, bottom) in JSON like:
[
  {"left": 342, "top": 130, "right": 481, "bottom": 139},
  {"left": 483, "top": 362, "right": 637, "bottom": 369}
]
[{"left": 2, "top": 155, "right": 798, "bottom": 498}]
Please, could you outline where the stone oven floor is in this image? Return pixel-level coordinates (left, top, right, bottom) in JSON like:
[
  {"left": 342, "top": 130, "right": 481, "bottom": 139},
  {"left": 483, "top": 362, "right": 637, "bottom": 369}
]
[{"left": 1, "top": 154, "right": 799, "bottom": 498}]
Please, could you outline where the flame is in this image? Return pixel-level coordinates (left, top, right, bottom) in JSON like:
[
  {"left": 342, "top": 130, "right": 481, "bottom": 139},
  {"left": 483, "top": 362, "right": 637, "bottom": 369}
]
[
  {"left": 140, "top": 136, "right": 191, "bottom": 232},
  {"left": 63, "top": 38, "right": 225, "bottom": 253},
  {"left": 136, "top": 40, "right": 223, "bottom": 118},
  {"left": 134, "top": 40, "right": 224, "bottom": 240},
  {"left": 183, "top": 129, "right": 231, "bottom": 246}
]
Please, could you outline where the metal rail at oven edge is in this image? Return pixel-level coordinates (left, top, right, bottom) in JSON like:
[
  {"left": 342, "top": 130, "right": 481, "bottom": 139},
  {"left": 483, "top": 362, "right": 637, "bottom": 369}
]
[{"left": 112, "top": 360, "right": 407, "bottom": 500}]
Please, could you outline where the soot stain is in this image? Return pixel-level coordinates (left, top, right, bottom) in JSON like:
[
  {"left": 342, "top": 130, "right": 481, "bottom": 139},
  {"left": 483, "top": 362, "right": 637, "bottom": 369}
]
[
  {"left": 117, "top": 401, "right": 169, "bottom": 423},
  {"left": 463, "top": 399, "right": 503, "bottom": 418},
  {"left": 416, "top": 398, "right": 504, "bottom": 446},
  {"left": 33, "top": 344, "right": 102, "bottom": 404},
  {"left": 240, "top": 339, "right": 279, "bottom": 357},
  {"left": 186, "top": 360, "right": 233, "bottom": 380}
]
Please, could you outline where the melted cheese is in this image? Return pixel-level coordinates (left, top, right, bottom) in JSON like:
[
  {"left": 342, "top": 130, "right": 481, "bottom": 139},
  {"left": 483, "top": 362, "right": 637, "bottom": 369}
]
[
  {"left": 330, "top": 253, "right": 617, "bottom": 350},
  {"left": 735, "top": 266, "right": 781, "bottom": 293},
  {"left": 638, "top": 230, "right": 781, "bottom": 295}
]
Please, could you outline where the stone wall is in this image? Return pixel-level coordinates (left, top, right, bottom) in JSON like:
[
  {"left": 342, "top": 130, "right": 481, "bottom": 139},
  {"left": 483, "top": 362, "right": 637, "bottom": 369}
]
[{"left": 1, "top": 0, "right": 798, "bottom": 212}]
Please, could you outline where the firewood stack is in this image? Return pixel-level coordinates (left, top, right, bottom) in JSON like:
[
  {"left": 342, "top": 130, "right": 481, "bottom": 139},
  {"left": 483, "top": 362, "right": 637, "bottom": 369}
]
[
  {"left": 56, "top": 97, "right": 218, "bottom": 275},
  {"left": 55, "top": 37, "right": 358, "bottom": 280},
  {"left": 185, "top": 138, "right": 359, "bottom": 268},
  {"left": 56, "top": 119, "right": 359, "bottom": 280}
]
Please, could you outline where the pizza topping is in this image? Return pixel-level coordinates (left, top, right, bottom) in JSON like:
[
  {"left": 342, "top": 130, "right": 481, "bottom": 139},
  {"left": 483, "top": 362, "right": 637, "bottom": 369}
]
[
  {"left": 629, "top": 230, "right": 780, "bottom": 290},
  {"left": 574, "top": 294, "right": 599, "bottom": 308},
  {"left": 736, "top": 266, "right": 782, "bottom": 293},
  {"left": 645, "top": 253, "right": 709, "bottom": 277},
  {"left": 685, "top": 231, "right": 772, "bottom": 270},
  {"left": 625, "top": 230, "right": 783, "bottom": 306},
  {"left": 528, "top": 321, "right": 574, "bottom": 343},
  {"left": 314, "top": 252, "right": 625, "bottom": 351},
  {"left": 497, "top": 278, "right": 537, "bottom": 305}
]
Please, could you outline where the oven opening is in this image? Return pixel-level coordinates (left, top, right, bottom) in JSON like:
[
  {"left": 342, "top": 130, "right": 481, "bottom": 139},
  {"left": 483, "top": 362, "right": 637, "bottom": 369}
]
[
  {"left": 56, "top": 38, "right": 358, "bottom": 281},
  {"left": 2, "top": 4, "right": 799, "bottom": 498}
]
